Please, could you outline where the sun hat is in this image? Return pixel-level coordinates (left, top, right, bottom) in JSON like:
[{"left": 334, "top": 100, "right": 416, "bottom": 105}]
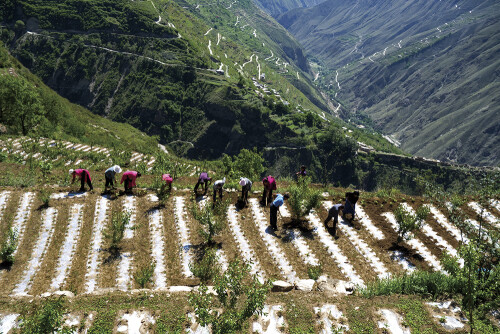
[
  {"left": 114, "top": 165, "right": 122, "bottom": 173},
  {"left": 239, "top": 178, "right": 246, "bottom": 186},
  {"left": 69, "top": 169, "right": 74, "bottom": 175}
]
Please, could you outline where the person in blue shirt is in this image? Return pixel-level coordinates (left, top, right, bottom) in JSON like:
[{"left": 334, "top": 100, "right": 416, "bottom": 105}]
[
  {"left": 270, "top": 193, "right": 290, "bottom": 230},
  {"left": 324, "top": 204, "right": 344, "bottom": 237}
]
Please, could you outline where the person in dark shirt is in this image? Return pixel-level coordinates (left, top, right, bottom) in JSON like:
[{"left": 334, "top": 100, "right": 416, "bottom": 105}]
[
  {"left": 324, "top": 204, "right": 344, "bottom": 237},
  {"left": 343, "top": 191, "right": 359, "bottom": 222},
  {"left": 295, "top": 165, "right": 307, "bottom": 178}
]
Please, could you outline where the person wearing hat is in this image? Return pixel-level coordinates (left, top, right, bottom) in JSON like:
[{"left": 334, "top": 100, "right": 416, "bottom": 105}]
[
  {"left": 194, "top": 172, "right": 212, "bottom": 195},
  {"left": 212, "top": 177, "right": 226, "bottom": 205},
  {"left": 295, "top": 165, "right": 307, "bottom": 178},
  {"left": 104, "top": 165, "right": 122, "bottom": 190},
  {"left": 70, "top": 168, "right": 93, "bottom": 192},
  {"left": 121, "top": 170, "right": 141, "bottom": 193},
  {"left": 269, "top": 193, "right": 289, "bottom": 231},
  {"left": 162, "top": 173, "right": 173, "bottom": 192},
  {"left": 343, "top": 190, "right": 360, "bottom": 223},
  {"left": 239, "top": 177, "right": 252, "bottom": 204}
]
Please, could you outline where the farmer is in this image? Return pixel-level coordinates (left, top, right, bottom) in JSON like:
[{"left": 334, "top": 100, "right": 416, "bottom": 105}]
[
  {"left": 70, "top": 168, "right": 93, "bottom": 192},
  {"left": 121, "top": 170, "right": 141, "bottom": 193},
  {"left": 343, "top": 191, "right": 359, "bottom": 222},
  {"left": 295, "top": 165, "right": 307, "bottom": 178},
  {"left": 270, "top": 193, "right": 289, "bottom": 231},
  {"left": 239, "top": 177, "right": 252, "bottom": 204},
  {"left": 324, "top": 203, "right": 344, "bottom": 237},
  {"left": 162, "top": 173, "right": 173, "bottom": 192},
  {"left": 262, "top": 175, "right": 277, "bottom": 206},
  {"left": 104, "top": 165, "right": 122, "bottom": 190},
  {"left": 212, "top": 177, "right": 226, "bottom": 205},
  {"left": 194, "top": 172, "right": 212, "bottom": 195}
]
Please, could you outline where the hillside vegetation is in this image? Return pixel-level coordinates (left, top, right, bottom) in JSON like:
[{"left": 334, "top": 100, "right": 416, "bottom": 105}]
[
  {"left": 278, "top": 0, "right": 500, "bottom": 166},
  {"left": 0, "top": 42, "right": 158, "bottom": 153},
  {"left": 252, "top": 0, "right": 324, "bottom": 18}
]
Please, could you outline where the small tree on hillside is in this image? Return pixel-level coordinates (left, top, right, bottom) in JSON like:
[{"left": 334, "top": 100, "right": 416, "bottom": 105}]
[
  {"left": 104, "top": 211, "right": 131, "bottom": 256},
  {"left": 288, "top": 176, "right": 322, "bottom": 221},
  {"left": 191, "top": 202, "right": 226, "bottom": 245},
  {"left": 188, "top": 260, "right": 272, "bottom": 334},
  {"left": 394, "top": 204, "right": 429, "bottom": 243},
  {"left": 0, "top": 227, "right": 17, "bottom": 266}
]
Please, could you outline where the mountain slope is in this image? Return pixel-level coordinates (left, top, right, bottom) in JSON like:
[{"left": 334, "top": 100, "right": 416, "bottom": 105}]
[
  {"left": 278, "top": 0, "right": 500, "bottom": 166},
  {"left": 252, "top": 0, "right": 325, "bottom": 18}
]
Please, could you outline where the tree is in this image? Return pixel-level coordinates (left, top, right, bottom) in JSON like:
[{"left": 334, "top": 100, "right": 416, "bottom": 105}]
[
  {"left": 191, "top": 202, "right": 226, "bottom": 246},
  {"left": 394, "top": 204, "right": 429, "bottom": 243},
  {"left": 0, "top": 75, "right": 45, "bottom": 135},
  {"left": 287, "top": 176, "right": 322, "bottom": 221},
  {"left": 188, "top": 260, "right": 272, "bottom": 334},
  {"left": 315, "top": 126, "right": 358, "bottom": 186},
  {"left": 232, "top": 148, "right": 265, "bottom": 180}
]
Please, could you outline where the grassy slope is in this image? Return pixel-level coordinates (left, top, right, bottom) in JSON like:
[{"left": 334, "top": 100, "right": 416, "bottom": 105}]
[
  {"left": 0, "top": 42, "right": 158, "bottom": 153},
  {"left": 278, "top": 0, "right": 500, "bottom": 166}
]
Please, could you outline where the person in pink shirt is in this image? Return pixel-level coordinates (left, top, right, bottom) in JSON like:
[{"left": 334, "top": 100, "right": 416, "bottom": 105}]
[
  {"left": 261, "top": 175, "right": 277, "bottom": 206},
  {"left": 69, "top": 168, "right": 93, "bottom": 192},
  {"left": 162, "top": 173, "right": 173, "bottom": 192},
  {"left": 121, "top": 171, "right": 141, "bottom": 193}
]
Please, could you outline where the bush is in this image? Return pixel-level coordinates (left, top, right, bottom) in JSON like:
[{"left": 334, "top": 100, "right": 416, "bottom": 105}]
[
  {"left": 287, "top": 176, "right": 322, "bottom": 221},
  {"left": 188, "top": 260, "right": 272, "bottom": 334},
  {"left": 20, "top": 297, "right": 73, "bottom": 334},
  {"left": 104, "top": 211, "right": 131, "bottom": 254},
  {"left": 189, "top": 247, "right": 221, "bottom": 283},
  {"left": 307, "top": 265, "right": 322, "bottom": 280},
  {"left": 394, "top": 204, "right": 429, "bottom": 242},
  {"left": 39, "top": 188, "right": 51, "bottom": 208},
  {"left": 0, "top": 227, "right": 17, "bottom": 265},
  {"left": 134, "top": 262, "right": 156, "bottom": 288},
  {"left": 191, "top": 202, "right": 226, "bottom": 245}
]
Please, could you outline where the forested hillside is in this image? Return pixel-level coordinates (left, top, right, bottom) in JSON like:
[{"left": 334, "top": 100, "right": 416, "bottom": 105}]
[{"left": 278, "top": 0, "right": 500, "bottom": 166}]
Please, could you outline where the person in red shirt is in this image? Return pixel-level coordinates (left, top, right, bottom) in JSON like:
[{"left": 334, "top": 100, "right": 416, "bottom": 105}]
[
  {"left": 121, "top": 171, "right": 141, "bottom": 193},
  {"left": 162, "top": 173, "right": 173, "bottom": 192},
  {"left": 69, "top": 168, "right": 93, "bottom": 192},
  {"left": 261, "top": 175, "right": 277, "bottom": 206}
]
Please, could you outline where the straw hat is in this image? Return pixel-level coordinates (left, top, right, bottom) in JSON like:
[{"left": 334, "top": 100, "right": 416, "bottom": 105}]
[{"left": 114, "top": 165, "right": 122, "bottom": 173}]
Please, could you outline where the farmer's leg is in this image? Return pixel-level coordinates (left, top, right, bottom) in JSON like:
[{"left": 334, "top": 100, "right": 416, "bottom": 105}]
[
  {"left": 87, "top": 177, "right": 93, "bottom": 191},
  {"left": 80, "top": 177, "right": 85, "bottom": 192},
  {"left": 194, "top": 180, "right": 200, "bottom": 193},
  {"left": 213, "top": 188, "right": 217, "bottom": 203},
  {"left": 270, "top": 205, "right": 278, "bottom": 230},
  {"left": 218, "top": 187, "right": 223, "bottom": 200},
  {"left": 267, "top": 189, "right": 273, "bottom": 205}
]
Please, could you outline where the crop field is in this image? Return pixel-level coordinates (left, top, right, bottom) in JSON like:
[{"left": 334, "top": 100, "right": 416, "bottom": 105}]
[{"left": 0, "top": 182, "right": 498, "bottom": 332}]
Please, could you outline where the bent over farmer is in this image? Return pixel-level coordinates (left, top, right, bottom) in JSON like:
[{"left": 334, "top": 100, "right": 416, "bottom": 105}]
[
  {"left": 162, "top": 173, "right": 173, "bottom": 192},
  {"left": 104, "top": 165, "right": 122, "bottom": 190},
  {"left": 194, "top": 172, "right": 212, "bottom": 195},
  {"left": 324, "top": 203, "right": 344, "bottom": 237},
  {"left": 121, "top": 171, "right": 141, "bottom": 193},
  {"left": 70, "top": 168, "right": 93, "bottom": 192},
  {"left": 239, "top": 177, "right": 252, "bottom": 204},
  {"left": 270, "top": 193, "right": 289, "bottom": 231},
  {"left": 212, "top": 177, "right": 226, "bottom": 205},
  {"left": 343, "top": 191, "right": 359, "bottom": 222},
  {"left": 262, "top": 175, "right": 277, "bottom": 206}
]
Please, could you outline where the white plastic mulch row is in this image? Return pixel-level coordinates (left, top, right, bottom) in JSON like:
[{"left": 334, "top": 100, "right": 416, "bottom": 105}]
[
  {"left": 355, "top": 204, "right": 385, "bottom": 240},
  {"left": 0, "top": 191, "right": 11, "bottom": 222},
  {"left": 84, "top": 196, "right": 111, "bottom": 294},
  {"left": 174, "top": 196, "right": 194, "bottom": 277},
  {"left": 248, "top": 198, "right": 297, "bottom": 283},
  {"left": 279, "top": 204, "right": 320, "bottom": 267},
  {"left": 0, "top": 314, "right": 20, "bottom": 333},
  {"left": 227, "top": 205, "right": 265, "bottom": 282},
  {"left": 252, "top": 305, "right": 286, "bottom": 333},
  {"left": 469, "top": 202, "right": 499, "bottom": 227},
  {"left": 11, "top": 192, "right": 35, "bottom": 255},
  {"left": 147, "top": 195, "right": 168, "bottom": 289},
  {"left": 187, "top": 313, "right": 210, "bottom": 334},
  {"left": 117, "top": 311, "right": 156, "bottom": 334},
  {"left": 306, "top": 211, "right": 364, "bottom": 287},
  {"left": 377, "top": 309, "right": 411, "bottom": 334},
  {"left": 490, "top": 199, "right": 500, "bottom": 213},
  {"left": 116, "top": 195, "right": 137, "bottom": 291},
  {"left": 402, "top": 203, "right": 459, "bottom": 260},
  {"left": 12, "top": 207, "right": 58, "bottom": 296},
  {"left": 314, "top": 304, "right": 349, "bottom": 334},
  {"left": 426, "top": 205, "right": 469, "bottom": 243},
  {"left": 50, "top": 204, "right": 84, "bottom": 291},
  {"left": 382, "top": 212, "right": 443, "bottom": 272},
  {"left": 323, "top": 201, "right": 391, "bottom": 279}
]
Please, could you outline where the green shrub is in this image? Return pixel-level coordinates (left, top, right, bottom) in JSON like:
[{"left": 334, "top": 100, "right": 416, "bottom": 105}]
[
  {"left": 20, "top": 297, "right": 73, "bottom": 334},
  {"left": 134, "top": 262, "right": 156, "bottom": 288},
  {"left": 394, "top": 204, "right": 429, "bottom": 242},
  {"left": 39, "top": 188, "right": 51, "bottom": 207},
  {"left": 307, "top": 265, "right": 323, "bottom": 280},
  {"left": 103, "top": 211, "right": 131, "bottom": 254},
  {"left": 0, "top": 227, "right": 17, "bottom": 265},
  {"left": 189, "top": 247, "right": 220, "bottom": 283},
  {"left": 191, "top": 202, "right": 226, "bottom": 245},
  {"left": 288, "top": 176, "right": 322, "bottom": 220}
]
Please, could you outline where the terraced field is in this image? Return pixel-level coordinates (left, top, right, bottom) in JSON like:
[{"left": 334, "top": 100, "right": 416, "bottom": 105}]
[{"left": 0, "top": 184, "right": 497, "bottom": 333}]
